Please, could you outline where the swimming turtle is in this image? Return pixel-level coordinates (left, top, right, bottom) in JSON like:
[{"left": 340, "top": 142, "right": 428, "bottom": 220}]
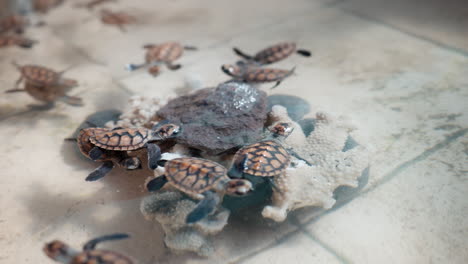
[
  {"left": 100, "top": 9, "right": 136, "bottom": 32},
  {"left": 5, "top": 63, "right": 82, "bottom": 107},
  {"left": 75, "top": 127, "right": 142, "bottom": 181},
  {"left": 233, "top": 42, "right": 311, "bottom": 65},
  {"left": 0, "top": 34, "right": 37, "bottom": 49},
  {"left": 221, "top": 63, "right": 295, "bottom": 89},
  {"left": 125, "top": 41, "right": 197, "bottom": 76},
  {"left": 88, "top": 121, "right": 181, "bottom": 172},
  {"left": 146, "top": 157, "right": 253, "bottom": 223},
  {"left": 228, "top": 122, "right": 293, "bottom": 187},
  {"left": 44, "top": 233, "right": 133, "bottom": 264}
]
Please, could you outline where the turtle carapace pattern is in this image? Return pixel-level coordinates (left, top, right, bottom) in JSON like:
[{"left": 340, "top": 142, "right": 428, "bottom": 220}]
[
  {"left": 221, "top": 64, "right": 295, "bottom": 89},
  {"left": 100, "top": 9, "right": 136, "bottom": 32},
  {"left": 146, "top": 157, "right": 253, "bottom": 223},
  {"left": 43, "top": 233, "right": 133, "bottom": 264},
  {"left": 233, "top": 42, "right": 311, "bottom": 65},
  {"left": 76, "top": 127, "right": 142, "bottom": 181},
  {"left": 125, "top": 42, "right": 197, "bottom": 76}
]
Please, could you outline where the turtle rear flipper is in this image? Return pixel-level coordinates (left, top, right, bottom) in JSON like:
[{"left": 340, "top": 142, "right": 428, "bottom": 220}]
[
  {"left": 86, "top": 161, "right": 114, "bottom": 181},
  {"left": 186, "top": 191, "right": 220, "bottom": 223},
  {"left": 146, "top": 175, "right": 168, "bottom": 192},
  {"left": 83, "top": 233, "right": 130, "bottom": 251},
  {"left": 147, "top": 143, "right": 161, "bottom": 170},
  {"left": 233, "top": 47, "right": 253, "bottom": 60},
  {"left": 60, "top": 95, "right": 83, "bottom": 106},
  {"left": 18, "top": 40, "right": 37, "bottom": 49},
  {"left": 296, "top": 49, "right": 311, "bottom": 57},
  {"left": 166, "top": 62, "right": 181, "bottom": 71}
]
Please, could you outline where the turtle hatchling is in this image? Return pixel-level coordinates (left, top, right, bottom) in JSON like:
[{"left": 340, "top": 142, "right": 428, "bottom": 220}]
[
  {"left": 146, "top": 157, "right": 253, "bottom": 223},
  {"left": 0, "top": 34, "right": 37, "bottom": 49},
  {"left": 233, "top": 42, "right": 311, "bottom": 65},
  {"left": 44, "top": 233, "right": 133, "bottom": 264},
  {"left": 100, "top": 9, "right": 136, "bottom": 32},
  {"left": 5, "top": 62, "right": 82, "bottom": 106},
  {"left": 76, "top": 127, "right": 142, "bottom": 181},
  {"left": 126, "top": 41, "right": 197, "bottom": 76},
  {"left": 221, "top": 63, "right": 295, "bottom": 89},
  {"left": 228, "top": 122, "right": 293, "bottom": 187},
  {"left": 88, "top": 121, "right": 181, "bottom": 173}
]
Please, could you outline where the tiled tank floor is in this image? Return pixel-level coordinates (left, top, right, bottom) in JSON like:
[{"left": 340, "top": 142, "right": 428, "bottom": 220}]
[{"left": 0, "top": 0, "right": 467, "bottom": 263}]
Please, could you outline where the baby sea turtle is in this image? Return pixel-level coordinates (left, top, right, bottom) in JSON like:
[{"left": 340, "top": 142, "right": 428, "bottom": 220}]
[
  {"left": 88, "top": 121, "right": 181, "bottom": 172},
  {"left": 5, "top": 62, "right": 82, "bottom": 107},
  {"left": 76, "top": 127, "right": 142, "bottom": 181},
  {"left": 233, "top": 42, "right": 311, "bottom": 65},
  {"left": 126, "top": 41, "right": 197, "bottom": 76},
  {"left": 0, "top": 34, "right": 37, "bottom": 49},
  {"left": 228, "top": 122, "right": 293, "bottom": 187},
  {"left": 100, "top": 9, "right": 136, "bottom": 32},
  {"left": 44, "top": 233, "right": 133, "bottom": 264},
  {"left": 221, "top": 63, "right": 295, "bottom": 89},
  {"left": 0, "top": 15, "right": 28, "bottom": 34},
  {"left": 146, "top": 157, "right": 253, "bottom": 223}
]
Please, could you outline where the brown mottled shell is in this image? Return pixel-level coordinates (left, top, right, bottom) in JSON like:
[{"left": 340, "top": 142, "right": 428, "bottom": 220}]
[
  {"left": 145, "top": 42, "right": 183, "bottom": 63},
  {"left": 101, "top": 10, "right": 136, "bottom": 26},
  {"left": 77, "top": 127, "right": 110, "bottom": 160},
  {"left": 233, "top": 140, "right": 290, "bottom": 177},
  {"left": 19, "top": 65, "right": 59, "bottom": 86},
  {"left": 243, "top": 67, "right": 294, "bottom": 83},
  {"left": 254, "top": 42, "right": 296, "bottom": 65},
  {"left": 90, "top": 128, "right": 150, "bottom": 151},
  {"left": 165, "top": 157, "right": 227, "bottom": 195},
  {"left": 23, "top": 82, "right": 64, "bottom": 102},
  {"left": 72, "top": 249, "right": 133, "bottom": 264}
]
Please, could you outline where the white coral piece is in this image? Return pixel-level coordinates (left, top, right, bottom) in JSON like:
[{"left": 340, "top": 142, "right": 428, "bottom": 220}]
[{"left": 262, "top": 106, "right": 370, "bottom": 222}]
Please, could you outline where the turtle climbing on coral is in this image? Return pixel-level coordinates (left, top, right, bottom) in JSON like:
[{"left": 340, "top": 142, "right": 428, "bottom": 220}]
[
  {"left": 146, "top": 157, "right": 253, "bottom": 223},
  {"left": 221, "top": 63, "right": 295, "bottom": 89},
  {"left": 126, "top": 41, "right": 197, "bottom": 76},
  {"left": 5, "top": 62, "right": 82, "bottom": 107},
  {"left": 43, "top": 233, "right": 133, "bottom": 264},
  {"left": 87, "top": 121, "right": 181, "bottom": 173},
  {"left": 228, "top": 122, "right": 293, "bottom": 188},
  {"left": 75, "top": 127, "right": 143, "bottom": 181},
  {"left": 233, "top": 42, "right": 311, "bottom": 65}
]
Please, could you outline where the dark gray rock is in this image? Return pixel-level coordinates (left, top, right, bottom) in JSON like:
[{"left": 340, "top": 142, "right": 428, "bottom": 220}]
[
  {"left": 156, "top": 81, "right": 268, "bottom": 154},
  {"left": 267, "top": 94, "right": 311, "bottom": 121}
]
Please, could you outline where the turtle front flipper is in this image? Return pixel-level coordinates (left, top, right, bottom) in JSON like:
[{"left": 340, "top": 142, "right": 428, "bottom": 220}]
[
  {"left": 146, "top": 175, "right": 168, "bottom": 192},
  {"left": 125, "top": 62, "right": 147, "bottom": 71},
  {"left": 4, "top": 88, "right": 25, "bottom": 93},
  {"left": 166, "top": 62, "right": 181, "bottom": 71},
  {"left": 147, "top": 143, "right": 161, "bottom": 170},
  {"left": 186, "top": 191, "right": 220, "bottom": 224},
  {"left": 233, "top": 47, "right": 253, "bottom": 60},
  {"left": 296, "top": 49, "right": 311, "bottom": 57},
  {"left": 59, "top": 95, "right": 83, "bottom": 106},
  {"left": 83, "top": 233, "right": 130, "bottom": 251},
  {"left": 89, "top": 146, "right": 104, "bottom": 161},
  {"left": 86, "top": 161, "right": 114, "bottom": 181}
]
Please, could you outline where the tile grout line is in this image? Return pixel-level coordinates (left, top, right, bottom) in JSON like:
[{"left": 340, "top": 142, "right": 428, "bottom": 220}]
[
  {"left": 233, "top": 127, "right": 467, "bottom": 263},
  {"left": 340, "top": 9, "right": 468, "bottom": 58}
]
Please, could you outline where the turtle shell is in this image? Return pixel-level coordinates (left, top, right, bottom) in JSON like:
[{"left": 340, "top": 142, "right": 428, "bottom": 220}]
[
  {"left": 77, "top": 127, "right": 110, "bottom": 160},
  {"left": 145, "top": 42, "right": 183, "bottom": 63},
  {"left": 71, "top": 249, "right": 133, "bottom": 264},
  {"left": 243, "top": 67, "right": 294, "bottom": 83},
  {"left": 254, "top": 42, "right": 296, "bottom": 65},
  {"left": 232, "top": 140, "right": 290, "bottom": 177},
  {"left": 90, "top": 128, "right": 151, "bottom": 151},
  {"left": 19, "top": 65, "right": 59, "bottom": 86},
  {"left": 165, "top": 157, "right": 227, "bottom": 195},
  {"left": 24, "top": 82, "right": 66, "bottom": 102}
]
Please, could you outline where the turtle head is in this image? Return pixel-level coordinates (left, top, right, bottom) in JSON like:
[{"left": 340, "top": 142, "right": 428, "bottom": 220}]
[
  {"left": 43, "top": 240, "right": 76, "bottom": 263},
  {"left": 221, "top": 64, "right": 242, "bottom": 78},
  {"left": 270, "top": 122, "right": 294, "bottom": 139},
  {"left": 226, "top": 179, "right": 253, "bottom": 196},
  {"left": 151, "top": 121, "right": 181, "bottom": 140}
]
